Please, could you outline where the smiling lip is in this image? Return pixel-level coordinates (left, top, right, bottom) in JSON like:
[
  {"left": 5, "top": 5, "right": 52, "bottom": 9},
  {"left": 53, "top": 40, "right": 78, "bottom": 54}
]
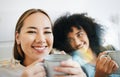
[
  {"left": 76, "top": 42, "right": 86, "bottom": 49},
  {"left": 33, "top": 46, "right": 47, "bottom": 53}
]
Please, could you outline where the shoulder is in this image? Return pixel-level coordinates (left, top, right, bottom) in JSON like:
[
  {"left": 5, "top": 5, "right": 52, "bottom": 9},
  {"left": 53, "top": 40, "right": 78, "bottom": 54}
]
[{"left": 0, "top": 58, "right": 24, "bottom": 77}]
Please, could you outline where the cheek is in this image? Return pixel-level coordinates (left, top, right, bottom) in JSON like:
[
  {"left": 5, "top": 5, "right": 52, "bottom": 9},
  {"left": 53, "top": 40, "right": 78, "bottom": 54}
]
[
  {"left": 70, "top": 42, "right": 75, "bottom": 48},
  {"left": 47, "top": 35, "right": 54, "bottom": 47},
  {"left": 20, "top": 35, "right": 35, "bottom": 49},
  {"left": 83, "top": 35, "right": 89, "bottom": 42}
]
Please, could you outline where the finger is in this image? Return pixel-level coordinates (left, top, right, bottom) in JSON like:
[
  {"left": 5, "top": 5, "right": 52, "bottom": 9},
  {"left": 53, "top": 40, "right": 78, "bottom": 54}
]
[
  {"left": 112, "top": 61, "right": 119, "bottom": 72},
  {"left": 97, "top": 57, "right": 107, "bottom": 66},
  {"left": 106, "top": 60, "right": 116, "bottom": 74},
  {"left": 97, "top": 51, "right": 108, "bottom": 60},
  {"left": 96, "top": 51, "right": 107, "bottom": 63},
  {"left": 98, "top": 51, "right": 107, "bottom": 58},
  {"left": 97, "top": 52, "right": 111, "bottom": 67},
  {"left": 55, "top": 60, "right": 83, "bottom": 75},
  {"left": 33, "top": 63, "right": 45, "bottom": 75},
  {"left": 55, "top": 66, "right": 83, "bottom": 75},
  {"left": 103, "top": 58, "right": 112, "bottom": 73},
  {"left": 55, "top": 74, "right": 86, "bottom": 77},
  {"left": 96, "top": 57, "right": 110, "bottom": 73}
]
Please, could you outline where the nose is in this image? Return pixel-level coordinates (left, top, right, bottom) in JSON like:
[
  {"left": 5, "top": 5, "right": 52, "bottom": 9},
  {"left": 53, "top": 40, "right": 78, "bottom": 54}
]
[
  {"left": 74, "top": 37, "right": 82, "bottom": 46},
  {"left": 35, "top": 32, "right": 46, "bottom": 44}
]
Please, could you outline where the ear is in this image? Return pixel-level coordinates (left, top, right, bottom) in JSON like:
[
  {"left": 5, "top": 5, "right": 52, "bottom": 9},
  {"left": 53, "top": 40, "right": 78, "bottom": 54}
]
[{"left": 15, "top": 31, "right": 20, "bottom": 44}]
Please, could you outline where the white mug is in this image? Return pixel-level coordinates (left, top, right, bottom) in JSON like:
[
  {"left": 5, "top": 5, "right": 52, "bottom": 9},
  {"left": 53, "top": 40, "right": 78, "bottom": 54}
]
[{"left": 44, "top": 54, "right": 71, "bottom": 77}]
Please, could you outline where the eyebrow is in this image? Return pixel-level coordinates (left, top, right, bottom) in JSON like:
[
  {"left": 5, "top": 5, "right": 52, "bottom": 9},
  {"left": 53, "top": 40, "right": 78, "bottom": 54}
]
[
  {"left": 44, "top": 27, "right": 51, "bottom": 29},
  {"left": 27, "top": 26, "right": 51, "bottom": 29},
  {"left": 76, "top": 30, "right": 82, "bottom": 34},
  {"left": 27, "top": 26, "right": 36, "bottom": 29}
]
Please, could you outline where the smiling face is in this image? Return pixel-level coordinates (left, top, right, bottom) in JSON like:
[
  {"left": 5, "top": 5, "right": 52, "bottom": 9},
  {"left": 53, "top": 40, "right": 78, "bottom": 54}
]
[
  {"left": 67, "top": 26, "right": 89, "bottom": 53},
  {"left": 16, "top": 12, "right": 53, "bottom": 65}
]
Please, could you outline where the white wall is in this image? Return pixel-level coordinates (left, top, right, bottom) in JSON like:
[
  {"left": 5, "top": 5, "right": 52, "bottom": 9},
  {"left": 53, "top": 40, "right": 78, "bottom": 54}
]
[
  {"left": 0, "top": 0, "right": 120, "bottom": 59},
  {"left": 0, "top": 41, "right": 13, "bottom": 59}
]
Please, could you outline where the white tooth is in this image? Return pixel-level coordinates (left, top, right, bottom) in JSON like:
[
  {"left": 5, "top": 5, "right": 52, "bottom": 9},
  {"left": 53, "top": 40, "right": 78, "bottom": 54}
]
[{"left": 34, "top": 47, "right": 45, "bottom": 50}]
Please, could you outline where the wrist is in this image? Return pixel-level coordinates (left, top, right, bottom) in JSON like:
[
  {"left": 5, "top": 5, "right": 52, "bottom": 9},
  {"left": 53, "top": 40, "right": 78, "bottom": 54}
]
[{"left": 95, "top": 71, "right": 108, "bottom": 77}]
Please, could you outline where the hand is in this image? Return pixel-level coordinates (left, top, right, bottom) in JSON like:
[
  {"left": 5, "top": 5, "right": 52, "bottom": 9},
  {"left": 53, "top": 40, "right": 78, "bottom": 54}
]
[
  {"left": 95, "top": 51, "right": 119, "bottom": 77},
  {"left": 54, "top": 59, "right": 86, "bottom": 77},
  {"left": 21, "top": 59, "right": 46, "bottom": 77}
]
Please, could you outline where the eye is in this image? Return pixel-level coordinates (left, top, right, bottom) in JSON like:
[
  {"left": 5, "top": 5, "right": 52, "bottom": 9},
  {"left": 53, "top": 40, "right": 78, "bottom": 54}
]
[
  {"left": 27, "top": 31, "right": 36, "bottom": 33},
  {"left": 44, "top": 31, "right": 52, "bottom": 34},
  {"left": 77, "top": 32, "right": 84, "bottom": 37}
]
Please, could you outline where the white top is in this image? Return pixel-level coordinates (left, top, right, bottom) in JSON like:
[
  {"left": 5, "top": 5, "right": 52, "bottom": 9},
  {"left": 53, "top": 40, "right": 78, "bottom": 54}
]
[{"left": 0, "top": 58, "right": 24, "bottom": 77}]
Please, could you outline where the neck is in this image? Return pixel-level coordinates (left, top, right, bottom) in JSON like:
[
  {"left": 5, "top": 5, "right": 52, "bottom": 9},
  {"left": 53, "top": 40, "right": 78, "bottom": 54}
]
[
  {"left": 83, "top": 48, "right": 97, "bottom": 65},
  {"left": 23, "top": 57, "right": 35, "bottom": 66}
]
